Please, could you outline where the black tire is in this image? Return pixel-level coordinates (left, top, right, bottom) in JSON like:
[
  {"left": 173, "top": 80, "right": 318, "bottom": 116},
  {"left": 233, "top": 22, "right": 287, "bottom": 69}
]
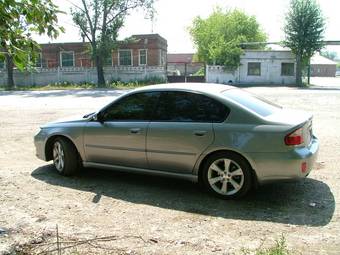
[
  {"left": 200, "top": 151, "right": 252, "bottom": 199},
  {"left": 52, "top": 138, "right": 80, "bottom": 176}
]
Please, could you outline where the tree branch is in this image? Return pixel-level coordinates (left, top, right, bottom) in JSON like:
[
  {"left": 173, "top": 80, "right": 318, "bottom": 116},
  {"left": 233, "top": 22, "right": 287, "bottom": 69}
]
[{"left": 81, "top": 0, "right": 95, "bottom": 36}]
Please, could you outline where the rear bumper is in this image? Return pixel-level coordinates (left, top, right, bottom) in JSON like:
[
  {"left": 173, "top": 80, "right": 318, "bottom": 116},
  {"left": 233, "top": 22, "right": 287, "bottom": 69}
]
[{"left": 248, "top": 136, "right": 319, "bottom": 184}]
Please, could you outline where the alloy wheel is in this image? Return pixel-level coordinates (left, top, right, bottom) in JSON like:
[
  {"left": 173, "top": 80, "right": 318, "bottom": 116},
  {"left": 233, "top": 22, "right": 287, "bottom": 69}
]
[
  {"left": 207, "top": 158, "right": 244, "bottom": 196},
  {"left": 53, "top": 141, "right": 65, "bottom": 172}
]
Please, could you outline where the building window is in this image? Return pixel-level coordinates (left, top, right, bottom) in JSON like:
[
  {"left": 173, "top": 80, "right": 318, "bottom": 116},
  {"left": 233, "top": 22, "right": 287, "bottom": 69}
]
[
  {"left": 34, "top": 53, "right": 42, "bottom": 68},
  {"left": 60, "top": 51, "right": 75, "bottom": 67},
  {"left": 104, "top": 54, "right": 113, "bottom": 66},
  {"left": 281, "top": 63, "right": 295, "bottom": 76},
  {"left": 119, "top": 50, "right": 132, "bottom": 66},
  {"left": 139, "top": 49, "right": 147, "bottom": 65},
  {"left": 159, "top": 49, "right": 166, "bottom": 66},
  {"left": 248, "top": 62, "right": 261, "bottom": 76},
  {"left": 0, "top": 59, "right": 5, "bottom": 69}
]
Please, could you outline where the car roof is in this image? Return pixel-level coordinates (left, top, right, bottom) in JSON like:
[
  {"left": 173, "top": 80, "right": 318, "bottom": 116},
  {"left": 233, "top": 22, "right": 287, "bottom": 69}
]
[{"left": 133, "top": 83, "right": 235, "bottom": 96}]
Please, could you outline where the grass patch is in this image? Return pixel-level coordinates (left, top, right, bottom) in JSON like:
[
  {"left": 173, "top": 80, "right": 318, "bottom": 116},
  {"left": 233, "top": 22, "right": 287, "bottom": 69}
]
[
  {"left": 0, "top": 77, "right": 167, "bottom": 91},
  {"left": 242, "top": 236, "right": 290, "bottom": 255}
]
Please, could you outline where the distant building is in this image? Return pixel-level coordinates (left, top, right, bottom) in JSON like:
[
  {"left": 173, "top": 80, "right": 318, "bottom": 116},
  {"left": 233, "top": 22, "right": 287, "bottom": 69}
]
[
  {"left": 206, "top": 50, "right": 296, "bottom": 85},
  {"left": 0, "top": 34, "right": 167, "bottom": 86},
  {"left": 35, "top": 34, "right": 167, "bottom": 68},
  {"left": 167, "top": 53, "right": 203, "bottom": 75},
  {"left": 310, "top": 54, "right": 337, "bottom": 77}
]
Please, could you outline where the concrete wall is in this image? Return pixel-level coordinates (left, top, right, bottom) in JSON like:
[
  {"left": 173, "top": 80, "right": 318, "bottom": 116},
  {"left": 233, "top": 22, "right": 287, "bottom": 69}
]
[
  {"left": 206, "top": 50, "right": 296, "bottom": 85},
  {"left": 0, "top": 66, "right": 166, "bottom": 86}
]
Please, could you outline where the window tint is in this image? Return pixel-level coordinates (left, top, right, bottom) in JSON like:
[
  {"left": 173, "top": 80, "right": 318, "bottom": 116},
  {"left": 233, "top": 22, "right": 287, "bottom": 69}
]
[
  {"left": 154, "top": 92, "right": 229, "bottom": 123},
  {"left": 102, "top": 92, "right": 160, "bottom": 121},
  {"left": 222, "top": 89, "right": 281, "bottom": 117}
]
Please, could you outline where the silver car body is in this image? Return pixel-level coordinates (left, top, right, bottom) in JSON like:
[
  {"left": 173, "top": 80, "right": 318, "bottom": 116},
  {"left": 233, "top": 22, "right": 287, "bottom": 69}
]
[{"left": 34, "top": 83, "right": 319, "bottom": 184}]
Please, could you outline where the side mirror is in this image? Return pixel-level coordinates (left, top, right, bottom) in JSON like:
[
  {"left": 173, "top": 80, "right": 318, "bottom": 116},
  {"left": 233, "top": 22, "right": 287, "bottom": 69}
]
[{"left": 93, "top": 112, "right": 104, "bottom": 123}]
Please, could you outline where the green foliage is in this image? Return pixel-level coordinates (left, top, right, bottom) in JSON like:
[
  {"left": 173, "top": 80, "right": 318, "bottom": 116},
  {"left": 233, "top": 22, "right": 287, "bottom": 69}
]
[
  {"left": 71, "top": 0, "right": 154, "bottom": 86},
  {"left": 337, "top": 62, "right": 340, "bottom": 69},
  {"left": 242, "top": 236, "right": 290, "bottom": 255},
  {"left": 193, "top": 67, "right": 205, "bottom": 76},
  {"left": 283, "top": 0, "right": 325, "bottom": 85},
  {"left": 0, "top": 77, "right": 165, "bottom": 91},
  {"left": 189, "top": 8, "right": 267, "bottom": 69},
  {"left": 0, "top": 0, "right": 64, "bottom": 71}
]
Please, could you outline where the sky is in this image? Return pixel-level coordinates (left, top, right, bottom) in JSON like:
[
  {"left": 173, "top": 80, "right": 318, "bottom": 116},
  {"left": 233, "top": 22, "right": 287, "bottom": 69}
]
[{"left": 34, "top": 0, "right": 340, "bottom": 55}]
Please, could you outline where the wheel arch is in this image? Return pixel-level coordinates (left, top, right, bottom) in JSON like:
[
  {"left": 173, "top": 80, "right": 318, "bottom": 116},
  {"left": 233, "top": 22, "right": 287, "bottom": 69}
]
[
  {"left": 45, "top": 134, "right": 82, "bottom": 161},
  {"left": 196, "top": 149, "right": 259, "bottom": 187}
]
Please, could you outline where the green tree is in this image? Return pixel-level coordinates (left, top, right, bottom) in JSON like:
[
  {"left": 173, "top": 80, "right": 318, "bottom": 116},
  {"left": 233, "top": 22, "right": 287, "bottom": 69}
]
[
  {"left": 189, "top": 8, "right": 267, "bottom": 69},
  {"left": 0, "top": 0, "right": 64, "bottom": 89},
  {"left": 284, "top": 0, "right": 325, "bottom": 86},
  {"left": 71, "top": 0, "right": 154, "bottom": 87}
]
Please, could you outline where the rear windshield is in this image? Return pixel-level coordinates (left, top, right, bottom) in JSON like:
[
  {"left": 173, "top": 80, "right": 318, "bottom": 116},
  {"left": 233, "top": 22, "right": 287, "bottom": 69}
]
[{"left": 222, "top": 89, "right": 281, "bottom": 117}]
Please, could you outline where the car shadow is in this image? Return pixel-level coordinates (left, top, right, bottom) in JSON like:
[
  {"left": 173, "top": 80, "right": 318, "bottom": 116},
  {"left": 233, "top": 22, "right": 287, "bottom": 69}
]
[{"left": 31, "top": 165, "right": 335, "bottom": 227}]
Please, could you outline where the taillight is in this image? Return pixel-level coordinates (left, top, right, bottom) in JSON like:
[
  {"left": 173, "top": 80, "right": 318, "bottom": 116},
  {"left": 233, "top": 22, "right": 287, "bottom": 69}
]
[{"left": 285, "top": 127, "right": 304, "bottom": 145}]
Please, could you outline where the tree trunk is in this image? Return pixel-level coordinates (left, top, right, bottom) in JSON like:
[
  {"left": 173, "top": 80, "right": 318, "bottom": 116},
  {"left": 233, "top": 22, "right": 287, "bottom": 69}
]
[
  {"left": 296, "top": 54, "right": 303, "bottom": 87},
  {"left": 96, "top": 55, "right": 106, "bottom": 87},
  {"left": 6, "top": 54, "right": 15, "bottom": 90}
]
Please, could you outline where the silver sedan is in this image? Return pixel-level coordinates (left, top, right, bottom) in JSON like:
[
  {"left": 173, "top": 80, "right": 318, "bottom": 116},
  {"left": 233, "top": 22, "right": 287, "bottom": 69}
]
[{"left": 34, "top": 83, "right": 319, "bottom": 199}]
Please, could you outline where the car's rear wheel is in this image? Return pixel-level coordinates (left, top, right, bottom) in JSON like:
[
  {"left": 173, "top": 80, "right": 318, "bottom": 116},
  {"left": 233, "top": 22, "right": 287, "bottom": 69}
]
[
  {"left": 201, "top": 152, "right": 252, "bottom": 199},
  {"left": 52, "top": 138, "right": 80, "bottom": 176}
]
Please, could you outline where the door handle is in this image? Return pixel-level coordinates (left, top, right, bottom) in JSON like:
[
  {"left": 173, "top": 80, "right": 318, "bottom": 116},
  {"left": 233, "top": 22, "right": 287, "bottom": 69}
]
[
  {"left": 129, "top": 128, "right": 141, "bottom": 134},
  {"left": 194, "top": 130, "right": 207, "bottom": 136}
]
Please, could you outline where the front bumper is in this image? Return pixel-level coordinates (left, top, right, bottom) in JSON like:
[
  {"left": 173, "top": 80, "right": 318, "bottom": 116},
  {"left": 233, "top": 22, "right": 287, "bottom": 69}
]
[
  {"left": 247, "top": 136, "right": 319, "bottom": 184},
  {"left": 34, "top": 129, "right": 47, "bottom": 161}
]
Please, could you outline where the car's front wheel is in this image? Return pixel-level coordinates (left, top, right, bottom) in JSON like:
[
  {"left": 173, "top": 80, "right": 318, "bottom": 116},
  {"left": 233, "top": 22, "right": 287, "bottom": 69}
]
[
  {"left": 52, "top": 138, "right": 80, "bottom": 176},
  {"left": 201, "top": 152, "right": 252, "bottom": 199}
]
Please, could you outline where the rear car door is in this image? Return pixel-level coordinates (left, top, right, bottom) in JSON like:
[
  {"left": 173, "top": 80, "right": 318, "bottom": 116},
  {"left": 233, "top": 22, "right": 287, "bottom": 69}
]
[
  {"left": 146, "top": 91, "right": 229, "bottom": 173},
  {"left": 84, "top": 92, "right": 160, "bottom": 168}
]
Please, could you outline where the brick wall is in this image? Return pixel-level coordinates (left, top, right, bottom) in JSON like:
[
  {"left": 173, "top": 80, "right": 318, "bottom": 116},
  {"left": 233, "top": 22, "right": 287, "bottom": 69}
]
[{"left": 38, "top": 34, "right": 167, "bottom": 68}]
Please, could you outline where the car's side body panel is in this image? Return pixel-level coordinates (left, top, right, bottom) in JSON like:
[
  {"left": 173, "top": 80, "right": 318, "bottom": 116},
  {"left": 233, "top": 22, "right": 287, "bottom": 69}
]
[
  {"left": 146, "top": 122, "right": 214, "bottom": 173},
  {"left": 83, "top": 121, "right": 149, "bottom": 168}
]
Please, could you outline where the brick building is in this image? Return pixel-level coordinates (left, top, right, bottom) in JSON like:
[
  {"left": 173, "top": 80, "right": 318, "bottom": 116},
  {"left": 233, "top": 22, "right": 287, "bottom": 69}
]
[
  {"left": 0, "top": 34, "right": 167, "bottom": 86},
  {"left": 33, "top": 34, "right": 167, "bottom": 69}
]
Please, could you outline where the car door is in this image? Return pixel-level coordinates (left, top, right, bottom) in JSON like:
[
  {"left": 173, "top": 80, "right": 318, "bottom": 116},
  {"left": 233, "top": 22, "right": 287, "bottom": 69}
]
[
  {"left": 84, "top": 92, "right": 160, "bottom": 168},
  {"left": 146, "top": 91, "right": 229, "bottom": 174}
]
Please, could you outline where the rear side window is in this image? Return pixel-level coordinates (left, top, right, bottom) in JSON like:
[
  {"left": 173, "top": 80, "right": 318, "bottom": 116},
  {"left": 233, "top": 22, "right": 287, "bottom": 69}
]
[
  {"left": 222, "top": 89, "right": 280, "bottom": 117},
  {"left": 153, "top": 91, "right": 229, "bottom": 123}
]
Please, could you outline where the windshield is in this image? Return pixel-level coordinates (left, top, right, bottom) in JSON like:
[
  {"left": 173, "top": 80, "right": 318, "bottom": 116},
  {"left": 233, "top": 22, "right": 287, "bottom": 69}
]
[{"left": 222, "top": 89, "right": 281, "bottom": 117}]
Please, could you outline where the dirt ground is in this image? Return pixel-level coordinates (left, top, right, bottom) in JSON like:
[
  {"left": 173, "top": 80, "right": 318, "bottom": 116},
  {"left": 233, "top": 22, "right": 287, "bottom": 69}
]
[{"left": 0, "top": 85, "right": 339, "bottom": 254}]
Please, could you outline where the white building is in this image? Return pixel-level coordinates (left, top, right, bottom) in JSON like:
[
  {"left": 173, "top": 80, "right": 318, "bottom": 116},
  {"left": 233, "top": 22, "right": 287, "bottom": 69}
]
[{"left": 206, "top": 50, "right": 296, "bottom": 85}]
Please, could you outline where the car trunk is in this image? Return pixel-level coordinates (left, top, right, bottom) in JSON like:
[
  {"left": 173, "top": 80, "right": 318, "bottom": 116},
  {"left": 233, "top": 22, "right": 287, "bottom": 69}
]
[{"left": 265, "top": 109, "right": 313, "bottom": 147}]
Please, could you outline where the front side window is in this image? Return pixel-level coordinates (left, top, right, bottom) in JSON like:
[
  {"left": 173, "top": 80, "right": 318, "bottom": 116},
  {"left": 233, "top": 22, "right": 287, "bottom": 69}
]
[
  {"left": 281, "top": 63, "right": 295, "bottom": 76},
  {"left": 101, "top": 92, "right": 160, "bottom": 121},
  {"left": 248, "top": 62, "right": 261, "bottom": 76},
  {"left": 60, "top": 51, "right": 74, "bottom": 67},
  {"left": 119, "top": 50, "right": 132, "bottom": 66},
  {"left": 139, "top": 49, "right": 147, "bottom": 65},
  {"left": 154, "top": 92, "right": 229, "bottom": 123}
]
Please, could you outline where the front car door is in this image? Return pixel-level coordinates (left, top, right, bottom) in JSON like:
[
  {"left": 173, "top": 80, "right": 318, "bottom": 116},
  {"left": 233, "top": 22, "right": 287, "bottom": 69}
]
[
  {"left": 146, "top": 91, "right": 229, "bottom": 173},
  {"left": 84, "top": 92, "right": 160, "bottom": 168}
]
